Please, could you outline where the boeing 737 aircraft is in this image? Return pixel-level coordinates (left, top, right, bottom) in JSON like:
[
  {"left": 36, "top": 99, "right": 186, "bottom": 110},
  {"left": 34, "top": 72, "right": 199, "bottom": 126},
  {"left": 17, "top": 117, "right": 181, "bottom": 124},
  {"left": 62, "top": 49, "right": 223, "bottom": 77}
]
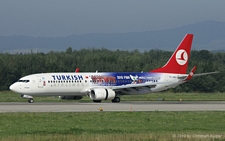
[{"left": 9, "top": 34, "right": 218, "bottom": 103}]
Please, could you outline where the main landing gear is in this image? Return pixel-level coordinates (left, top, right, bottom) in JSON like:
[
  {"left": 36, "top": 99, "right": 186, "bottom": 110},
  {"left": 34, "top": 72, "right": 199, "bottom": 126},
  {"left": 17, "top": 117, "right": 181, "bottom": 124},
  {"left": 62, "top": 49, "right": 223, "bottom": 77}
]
[
  {"left": 111, "top": 97, "right": 120, "bottom": 103},
  {"left": 92, "top": 97, "right": 121, "bottom": 103},
  {"left": 93, "top": 100, "right": 102, "bottom": 103}
]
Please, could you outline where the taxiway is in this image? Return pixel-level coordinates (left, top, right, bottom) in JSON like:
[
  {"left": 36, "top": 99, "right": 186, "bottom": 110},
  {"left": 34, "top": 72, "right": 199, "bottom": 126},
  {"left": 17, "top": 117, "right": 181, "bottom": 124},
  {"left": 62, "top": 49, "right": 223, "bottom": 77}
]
[{"left": 0, "top": 101, "right": 225, "bottom": 112}]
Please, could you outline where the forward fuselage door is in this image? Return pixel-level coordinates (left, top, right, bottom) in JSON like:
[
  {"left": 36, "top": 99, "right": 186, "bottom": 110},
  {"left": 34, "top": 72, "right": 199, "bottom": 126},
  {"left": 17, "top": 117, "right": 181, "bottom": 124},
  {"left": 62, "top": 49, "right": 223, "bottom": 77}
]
[{"left": 37, "top": 76, "right": 45, "bottom": 88}]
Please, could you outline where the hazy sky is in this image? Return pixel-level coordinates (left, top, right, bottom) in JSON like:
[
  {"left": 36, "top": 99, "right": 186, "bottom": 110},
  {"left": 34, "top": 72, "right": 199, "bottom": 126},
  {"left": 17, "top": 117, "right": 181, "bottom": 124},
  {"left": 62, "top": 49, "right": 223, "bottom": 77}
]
[{"left": 0, "top": 0, "right": 225, "bottom": 37}]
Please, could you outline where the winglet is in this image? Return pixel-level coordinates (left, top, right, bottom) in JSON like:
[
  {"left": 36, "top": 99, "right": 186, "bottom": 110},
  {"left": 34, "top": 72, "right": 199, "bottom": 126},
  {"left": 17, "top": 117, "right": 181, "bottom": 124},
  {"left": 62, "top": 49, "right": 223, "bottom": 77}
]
[
  {"left": 75, "top": 68, "right": 80, "bottom": 73},
  {"left": 185, "top": 66, "right": 197, "bottom": 81}
]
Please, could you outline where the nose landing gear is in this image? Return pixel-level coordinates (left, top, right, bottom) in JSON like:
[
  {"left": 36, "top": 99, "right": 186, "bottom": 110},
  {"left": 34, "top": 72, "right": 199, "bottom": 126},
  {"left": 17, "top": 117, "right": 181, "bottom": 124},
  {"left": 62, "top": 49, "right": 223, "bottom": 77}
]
[
  {"left": 28, "top": 98, "right": 34, "bottom": 103},
  {"left": 21, "top": 95, "right": 34, "bottom": 103}
]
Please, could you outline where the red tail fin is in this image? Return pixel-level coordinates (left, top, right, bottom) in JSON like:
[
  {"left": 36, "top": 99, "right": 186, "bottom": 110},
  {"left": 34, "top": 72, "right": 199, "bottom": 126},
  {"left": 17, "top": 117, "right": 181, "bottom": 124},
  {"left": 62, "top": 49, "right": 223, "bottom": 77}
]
[{"left": 151, "top": 34, "right": 194, "bottom": 74}]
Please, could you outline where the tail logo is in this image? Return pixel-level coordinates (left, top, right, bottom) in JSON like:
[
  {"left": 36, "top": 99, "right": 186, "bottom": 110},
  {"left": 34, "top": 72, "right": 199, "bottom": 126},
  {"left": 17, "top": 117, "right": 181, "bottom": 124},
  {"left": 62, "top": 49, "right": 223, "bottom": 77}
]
[{"left": 176, "top": 49, "right": 188, "bottom": 65}]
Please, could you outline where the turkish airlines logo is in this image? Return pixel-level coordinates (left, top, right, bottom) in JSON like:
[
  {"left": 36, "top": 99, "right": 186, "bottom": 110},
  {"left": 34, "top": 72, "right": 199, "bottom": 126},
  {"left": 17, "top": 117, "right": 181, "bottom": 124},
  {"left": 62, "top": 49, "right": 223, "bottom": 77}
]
[{"left": 176, "top": 49, "right": 188, "bottom": 65}]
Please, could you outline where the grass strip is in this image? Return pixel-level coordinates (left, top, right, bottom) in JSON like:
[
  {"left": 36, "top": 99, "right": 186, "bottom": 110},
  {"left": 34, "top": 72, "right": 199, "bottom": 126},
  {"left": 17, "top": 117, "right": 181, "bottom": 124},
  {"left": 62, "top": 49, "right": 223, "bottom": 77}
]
[
  {"left": 0, "top": 111, "right": 225, "bottom": 140},
  {"left": 1, "top": 91, "right": 225, "bottom": 102}
]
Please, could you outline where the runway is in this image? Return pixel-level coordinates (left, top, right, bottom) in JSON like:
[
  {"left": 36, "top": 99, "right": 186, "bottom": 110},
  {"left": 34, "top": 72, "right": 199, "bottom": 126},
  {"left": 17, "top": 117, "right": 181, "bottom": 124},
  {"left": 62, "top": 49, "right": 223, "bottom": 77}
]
[{"left": 0, "top": 101, "right": 225, "bottom": 112}]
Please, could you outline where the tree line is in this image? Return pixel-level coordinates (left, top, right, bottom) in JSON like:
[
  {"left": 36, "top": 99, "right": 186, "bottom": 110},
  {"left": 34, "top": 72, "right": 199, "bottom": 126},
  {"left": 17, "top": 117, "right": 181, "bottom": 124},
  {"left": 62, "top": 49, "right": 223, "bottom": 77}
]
[{"left": 0, "top": 47, "right": 224, "bottom": 92}]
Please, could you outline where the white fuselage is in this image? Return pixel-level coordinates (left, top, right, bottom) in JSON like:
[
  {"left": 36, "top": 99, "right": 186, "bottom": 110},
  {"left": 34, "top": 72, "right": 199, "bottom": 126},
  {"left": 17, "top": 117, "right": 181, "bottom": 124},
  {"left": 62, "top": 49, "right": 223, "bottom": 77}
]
[{"left": 9, "top": 72, "right": 187, "bottom": 96}]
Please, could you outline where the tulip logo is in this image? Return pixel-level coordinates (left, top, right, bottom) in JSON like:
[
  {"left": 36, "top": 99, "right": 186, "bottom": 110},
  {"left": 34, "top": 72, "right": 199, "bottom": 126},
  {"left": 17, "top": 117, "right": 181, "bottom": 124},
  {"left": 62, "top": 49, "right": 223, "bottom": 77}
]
[{"left": 176, "top": 50, "right": 188, "bottom": 65}]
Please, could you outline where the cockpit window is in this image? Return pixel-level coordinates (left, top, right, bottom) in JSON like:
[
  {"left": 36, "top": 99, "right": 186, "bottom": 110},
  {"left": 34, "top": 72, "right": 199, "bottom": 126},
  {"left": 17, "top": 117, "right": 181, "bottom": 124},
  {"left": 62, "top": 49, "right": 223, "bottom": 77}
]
[{"left": 18, "top": 80, "right": 30, "bottom": 83}]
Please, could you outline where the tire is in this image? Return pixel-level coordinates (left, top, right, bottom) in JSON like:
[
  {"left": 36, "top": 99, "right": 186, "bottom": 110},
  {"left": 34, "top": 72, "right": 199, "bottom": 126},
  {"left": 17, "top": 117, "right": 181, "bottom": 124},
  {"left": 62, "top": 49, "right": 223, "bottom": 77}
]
[
  {"left": 28, "top": 99, "right": 34, "bottom": 103},
  {"left": 112, "top": 97, "right": 120, "bottom": 103},
  {"left": 93, "top": 100, "right": 102, "bottom": 103}
]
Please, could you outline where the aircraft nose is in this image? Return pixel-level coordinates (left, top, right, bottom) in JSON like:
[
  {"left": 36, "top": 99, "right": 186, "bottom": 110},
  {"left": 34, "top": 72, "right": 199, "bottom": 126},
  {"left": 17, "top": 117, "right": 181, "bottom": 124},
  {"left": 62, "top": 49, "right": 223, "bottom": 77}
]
[
  {"left": 9, "top": 83, "right": 17, "bottom": 92},
  {"left": 9, "top": 84, "right": 14, "bottom": 91}
]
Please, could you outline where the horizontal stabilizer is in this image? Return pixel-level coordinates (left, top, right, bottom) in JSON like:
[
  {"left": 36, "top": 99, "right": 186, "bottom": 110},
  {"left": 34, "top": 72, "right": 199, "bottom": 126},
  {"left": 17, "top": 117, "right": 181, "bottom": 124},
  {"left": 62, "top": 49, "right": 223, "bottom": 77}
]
[{"left": 193, "top": 71, "right": 219, "bottom": 77}]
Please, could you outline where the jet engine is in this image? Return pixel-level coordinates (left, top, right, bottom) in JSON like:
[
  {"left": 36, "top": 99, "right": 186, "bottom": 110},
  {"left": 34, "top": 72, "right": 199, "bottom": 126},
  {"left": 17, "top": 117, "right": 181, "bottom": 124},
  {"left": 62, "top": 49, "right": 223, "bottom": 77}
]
[
  {"left": 59, "top": 96, "right": 83, "bottom": 100},
  {"left": 89, "top": 88, "right": 115, "bottom": 100}
]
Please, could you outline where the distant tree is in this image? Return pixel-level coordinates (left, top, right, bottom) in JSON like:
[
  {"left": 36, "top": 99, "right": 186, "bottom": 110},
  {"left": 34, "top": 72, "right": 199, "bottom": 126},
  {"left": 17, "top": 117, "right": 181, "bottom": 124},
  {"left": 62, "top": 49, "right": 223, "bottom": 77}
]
[
  {"left": 0, "top": 48, "right": 224, "bottom": 92},
  {"left": 66, "top": 47, "right": 73, "bottom": 54}
]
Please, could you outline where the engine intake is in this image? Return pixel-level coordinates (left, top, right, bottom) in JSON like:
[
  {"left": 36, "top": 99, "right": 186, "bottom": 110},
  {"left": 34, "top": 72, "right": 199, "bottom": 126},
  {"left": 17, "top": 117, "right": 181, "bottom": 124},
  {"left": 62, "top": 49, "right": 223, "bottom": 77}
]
[{"left": 90, "top": 88, "right": 115, "bottom": 100}]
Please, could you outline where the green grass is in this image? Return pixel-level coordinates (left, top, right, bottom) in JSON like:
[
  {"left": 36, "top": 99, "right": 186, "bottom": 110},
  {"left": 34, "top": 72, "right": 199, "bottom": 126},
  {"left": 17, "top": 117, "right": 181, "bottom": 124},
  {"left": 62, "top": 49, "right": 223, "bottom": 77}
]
[
  {"left": 1, "top": 91, "right": 225, "bottom": 102},
  {"left": 1, "top": 91, "right": 225, "bottom": 140},
  {"left": 0, "top": 112, "right": 225, "bottom": 140}
]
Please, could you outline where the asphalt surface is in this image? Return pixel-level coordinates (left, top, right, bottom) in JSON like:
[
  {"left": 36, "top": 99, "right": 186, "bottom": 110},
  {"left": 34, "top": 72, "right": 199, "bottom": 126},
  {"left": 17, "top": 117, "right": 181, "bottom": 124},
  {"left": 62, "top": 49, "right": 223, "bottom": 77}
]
[{"left": 0, "top": 101, "right": 225, "bottom": 112}]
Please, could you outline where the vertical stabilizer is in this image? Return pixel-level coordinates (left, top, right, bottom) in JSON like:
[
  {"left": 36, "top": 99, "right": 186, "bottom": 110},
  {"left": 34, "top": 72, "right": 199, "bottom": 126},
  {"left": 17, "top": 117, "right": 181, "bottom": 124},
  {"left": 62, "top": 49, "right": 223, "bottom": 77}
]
[{"left": 151, "top": 34, "right": 194, "bottom": 74}]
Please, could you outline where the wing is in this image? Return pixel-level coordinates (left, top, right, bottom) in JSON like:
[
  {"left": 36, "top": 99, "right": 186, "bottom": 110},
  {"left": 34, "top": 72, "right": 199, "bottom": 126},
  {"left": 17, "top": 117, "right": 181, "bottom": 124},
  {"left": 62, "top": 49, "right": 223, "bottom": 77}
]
[
  {"left": 112, "top": 83, "right": 156, "bottom": 90},
  {"left": 111, "top": 82, "right": 172, "bottom": 95}
]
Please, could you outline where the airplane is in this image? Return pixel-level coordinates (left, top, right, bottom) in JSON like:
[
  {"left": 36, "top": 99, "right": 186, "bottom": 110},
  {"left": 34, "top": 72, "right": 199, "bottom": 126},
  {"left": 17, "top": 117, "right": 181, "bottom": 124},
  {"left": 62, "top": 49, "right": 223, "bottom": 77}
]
[{"left": 9, "top": 34, "right": 218, "bottom": 103}]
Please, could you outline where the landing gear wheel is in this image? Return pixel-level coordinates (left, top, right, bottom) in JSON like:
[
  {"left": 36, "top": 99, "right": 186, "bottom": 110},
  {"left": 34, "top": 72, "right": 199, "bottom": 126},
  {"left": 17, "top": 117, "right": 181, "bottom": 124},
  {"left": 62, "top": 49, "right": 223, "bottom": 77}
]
[
  {"left": 112, "top": 97, "right": 120, "bottom": 103},
  {"left": 28, "top": 98, "right": 34, "bottom": 103},
  {"left": 93, "top": 100, "right": 102, "bottom": 103}
]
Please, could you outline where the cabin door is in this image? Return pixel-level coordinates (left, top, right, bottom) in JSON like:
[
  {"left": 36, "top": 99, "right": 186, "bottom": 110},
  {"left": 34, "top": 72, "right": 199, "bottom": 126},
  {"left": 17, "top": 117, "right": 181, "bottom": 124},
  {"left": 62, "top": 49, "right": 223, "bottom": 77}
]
[{"left": 37, "top": 76, "right": 45, "bottom": 88}]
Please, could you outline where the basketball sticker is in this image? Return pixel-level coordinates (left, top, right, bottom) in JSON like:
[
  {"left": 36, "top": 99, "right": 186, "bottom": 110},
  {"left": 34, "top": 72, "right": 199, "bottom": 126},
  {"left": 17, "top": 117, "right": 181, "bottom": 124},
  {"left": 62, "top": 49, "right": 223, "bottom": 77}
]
[{"left": 176, "top": 50, "right": 188, "bottom": 65}]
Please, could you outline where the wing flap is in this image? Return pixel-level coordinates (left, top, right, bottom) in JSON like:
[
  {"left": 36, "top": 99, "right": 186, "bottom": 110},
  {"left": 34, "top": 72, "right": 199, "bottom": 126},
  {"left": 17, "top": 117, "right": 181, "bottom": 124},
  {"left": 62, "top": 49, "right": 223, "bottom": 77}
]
[
  {"left": 112, "top": 83, "right": 156, "bottom": 90},
  {"left": 112, "top": 83, "right": 157, "bottom": 94},
  {"left": 111, "top": 81, "right": 177, "bottom": 94}
]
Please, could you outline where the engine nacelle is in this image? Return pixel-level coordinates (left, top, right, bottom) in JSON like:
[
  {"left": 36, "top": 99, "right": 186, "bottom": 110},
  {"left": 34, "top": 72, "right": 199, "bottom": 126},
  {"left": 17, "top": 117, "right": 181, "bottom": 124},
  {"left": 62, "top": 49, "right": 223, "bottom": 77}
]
[
  {"left": 59, "top": 96, "right": 83, "bottom": 100},
  {"left": 89, "top": 88, "right": 115, "bottom": 100}
]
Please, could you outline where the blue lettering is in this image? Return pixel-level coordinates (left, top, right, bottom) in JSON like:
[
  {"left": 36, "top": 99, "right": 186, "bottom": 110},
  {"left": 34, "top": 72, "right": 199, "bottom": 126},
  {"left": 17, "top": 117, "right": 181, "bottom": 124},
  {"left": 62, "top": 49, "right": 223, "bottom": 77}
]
[
  {"left": 78, "top": 75, "right": 83, "bottom": 80},
  {"left": 52, "top": 74, "right": 84, "bottom": 80},
  {"left": 56, "top": 75, "right": 61, "bottom": 80},
  {"left": 66, "top": 75, "right": 71, "bottom": 80},
  {"left": 62, "top": 75, "right": 66, "bottom": 80},
  {"left": 71, "top": 75, "right": 74, "bottom": 80},
  {"left": 74, "top": 75, "right": 78, "bottom": 80},
  {"left": 52, "top": 75, "right": 56, "bottom": 80}
]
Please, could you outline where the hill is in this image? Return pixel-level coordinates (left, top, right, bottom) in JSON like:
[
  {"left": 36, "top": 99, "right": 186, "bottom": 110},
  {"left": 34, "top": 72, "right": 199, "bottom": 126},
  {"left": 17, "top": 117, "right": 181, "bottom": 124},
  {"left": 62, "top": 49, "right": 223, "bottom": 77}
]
[{"left": 1, "top": 20, "right": 225, "bottom": 53}]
